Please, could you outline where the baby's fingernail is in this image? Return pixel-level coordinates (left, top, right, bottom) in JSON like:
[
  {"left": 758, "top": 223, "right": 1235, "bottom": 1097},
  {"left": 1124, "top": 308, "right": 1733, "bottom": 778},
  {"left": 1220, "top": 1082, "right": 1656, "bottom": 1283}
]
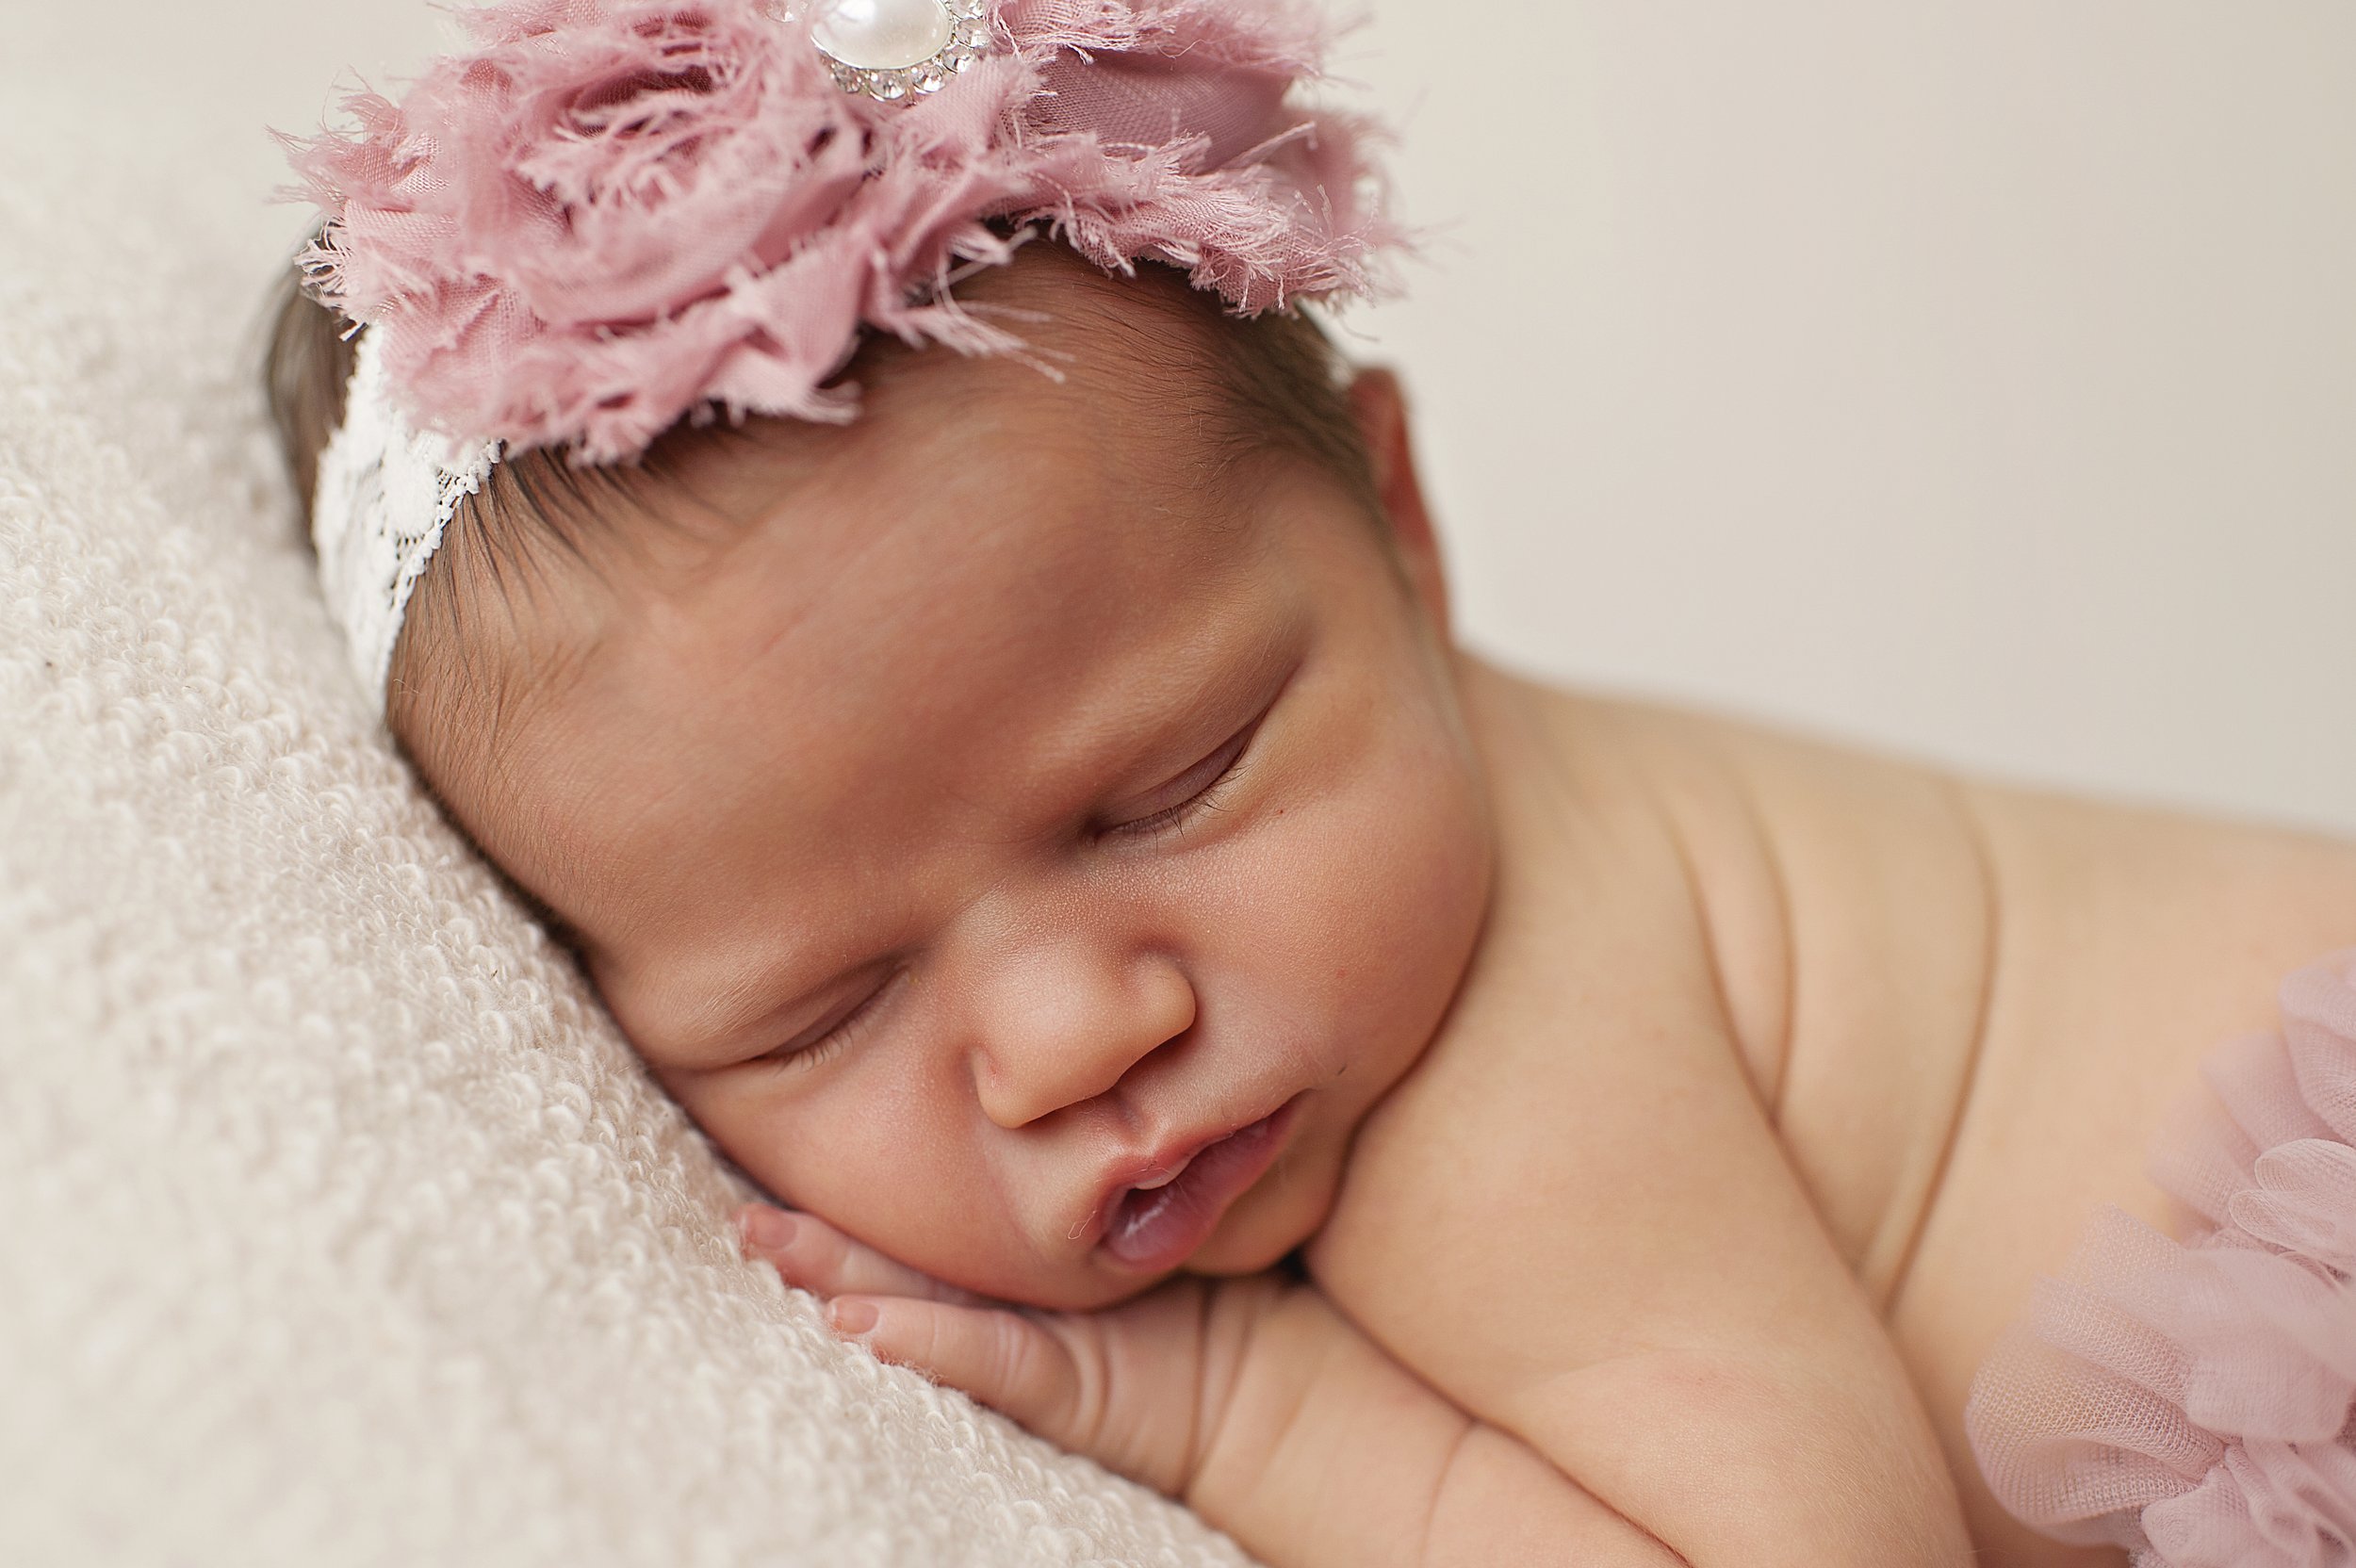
[
  {"left": 828, "top": 1298, "right": 879, "bottom": 1337},
  {"left": 741, "top": 1207, "right": 797, "bottom": 1254}
]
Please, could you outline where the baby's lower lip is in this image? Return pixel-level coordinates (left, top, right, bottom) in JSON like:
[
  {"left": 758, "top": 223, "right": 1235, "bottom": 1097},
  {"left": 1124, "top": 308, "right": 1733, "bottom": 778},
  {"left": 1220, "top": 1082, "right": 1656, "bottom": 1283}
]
[{"left": 1097, "top": 1100, "right": 1298, "bottom": 1274}]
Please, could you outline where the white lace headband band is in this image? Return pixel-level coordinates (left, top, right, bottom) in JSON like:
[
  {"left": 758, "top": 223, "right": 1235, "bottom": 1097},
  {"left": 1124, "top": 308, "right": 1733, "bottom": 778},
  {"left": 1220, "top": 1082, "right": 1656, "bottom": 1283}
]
[{"left": 310, "top": 332, "right": 499, "bottom": 706}]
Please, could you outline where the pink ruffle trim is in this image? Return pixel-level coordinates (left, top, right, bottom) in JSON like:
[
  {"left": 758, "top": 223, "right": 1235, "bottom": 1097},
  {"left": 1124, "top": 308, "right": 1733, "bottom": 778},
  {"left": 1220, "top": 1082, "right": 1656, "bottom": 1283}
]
[
  {"left": 281, "top": 0, "right": 1399, "bottom": 465},
  {"left": 1968, "top": 950, "right": 2356, "bottom": 1568}
]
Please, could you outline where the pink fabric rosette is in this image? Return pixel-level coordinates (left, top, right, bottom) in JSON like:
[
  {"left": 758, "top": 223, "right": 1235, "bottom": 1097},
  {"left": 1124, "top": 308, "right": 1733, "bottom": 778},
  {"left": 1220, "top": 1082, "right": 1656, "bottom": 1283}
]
[{"left": 283, "top": 0, "right": 1398, "bottom": 464}]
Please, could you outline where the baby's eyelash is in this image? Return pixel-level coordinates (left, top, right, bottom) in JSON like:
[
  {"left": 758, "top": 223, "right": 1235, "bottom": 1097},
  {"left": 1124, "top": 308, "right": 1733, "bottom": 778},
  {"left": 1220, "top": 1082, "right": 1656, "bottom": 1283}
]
[
  {"left": 1114, "top": 760, "right": 1248, "bottom": 841},
  {"left": 1106, "top": 724, "right": 1261, "bottom": 841},
  {"left": 760, "top": 974, "right": 895, "bottom": 1072}
]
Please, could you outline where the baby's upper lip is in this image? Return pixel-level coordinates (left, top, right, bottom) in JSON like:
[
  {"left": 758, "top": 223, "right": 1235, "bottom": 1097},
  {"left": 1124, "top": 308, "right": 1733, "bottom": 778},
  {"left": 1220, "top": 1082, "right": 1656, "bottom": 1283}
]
[{"left": 1072, "top": 1095, "right": 1296, "bottom": 1253}]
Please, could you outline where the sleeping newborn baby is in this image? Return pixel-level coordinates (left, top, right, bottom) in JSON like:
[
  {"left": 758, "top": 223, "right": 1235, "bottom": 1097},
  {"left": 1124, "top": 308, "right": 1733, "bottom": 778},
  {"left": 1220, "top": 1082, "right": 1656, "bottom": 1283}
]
[{"left": 276, "top": 5, "right": 2356, "bottom": 1565}]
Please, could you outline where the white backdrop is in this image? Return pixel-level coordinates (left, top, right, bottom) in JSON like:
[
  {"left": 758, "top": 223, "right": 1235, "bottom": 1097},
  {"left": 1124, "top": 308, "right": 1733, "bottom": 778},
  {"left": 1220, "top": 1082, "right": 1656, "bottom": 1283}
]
[{"left": 31, "top": 0, "right": 2349, "bottom": 833}]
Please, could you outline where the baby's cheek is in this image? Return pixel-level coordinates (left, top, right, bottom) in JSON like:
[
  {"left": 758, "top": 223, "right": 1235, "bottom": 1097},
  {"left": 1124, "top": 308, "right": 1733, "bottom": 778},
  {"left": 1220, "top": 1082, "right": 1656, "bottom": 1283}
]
[
  {"left": 661, "top": 1070, "right": 910, "bottom": 1235},
  {"left": 695, "top": 1070, "right": 1113, "bottom": 1309},
  {"left": 1315, "top": 775, "right": 1488, "bottom": 1040}
]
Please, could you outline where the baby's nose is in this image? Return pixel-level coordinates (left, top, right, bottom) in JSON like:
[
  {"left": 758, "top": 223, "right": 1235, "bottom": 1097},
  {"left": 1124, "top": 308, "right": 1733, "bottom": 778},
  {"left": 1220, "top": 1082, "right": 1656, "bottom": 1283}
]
[{"left": 967, "top": 941, "right": 1196, "bottom": 1129}]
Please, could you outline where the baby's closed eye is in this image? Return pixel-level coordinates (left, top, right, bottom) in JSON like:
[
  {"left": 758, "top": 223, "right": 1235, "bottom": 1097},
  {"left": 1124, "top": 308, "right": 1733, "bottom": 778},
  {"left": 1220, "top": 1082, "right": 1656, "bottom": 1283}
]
[
  {"left": 753, "top": 967, "right": 907, "bottom": 1072},
  {"left": 1095, "top": 704, "right": 1270, "bottom": 841}
]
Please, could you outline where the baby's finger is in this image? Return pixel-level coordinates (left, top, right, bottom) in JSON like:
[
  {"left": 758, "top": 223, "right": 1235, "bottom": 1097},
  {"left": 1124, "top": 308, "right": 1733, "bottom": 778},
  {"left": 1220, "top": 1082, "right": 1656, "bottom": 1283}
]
[
  {"left": 737, "top": 1203, "right": 987, "bottom": 1307},
  {"left": 830, "top": 1295, "right": 1111, "bottom": 1472}
]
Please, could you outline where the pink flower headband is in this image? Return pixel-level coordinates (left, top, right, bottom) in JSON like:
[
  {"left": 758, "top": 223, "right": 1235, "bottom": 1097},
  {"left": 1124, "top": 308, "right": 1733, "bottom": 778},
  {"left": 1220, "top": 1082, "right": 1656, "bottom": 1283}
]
[{"left": 288, "top": 0, "right": 1399, "bottom": 703}]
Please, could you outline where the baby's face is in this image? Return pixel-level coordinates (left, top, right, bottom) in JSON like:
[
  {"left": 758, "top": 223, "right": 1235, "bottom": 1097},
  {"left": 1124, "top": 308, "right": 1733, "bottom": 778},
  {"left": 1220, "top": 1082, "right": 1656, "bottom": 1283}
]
[{"left": 451, "top": 269, "right": 1493, "bottom": 1310}]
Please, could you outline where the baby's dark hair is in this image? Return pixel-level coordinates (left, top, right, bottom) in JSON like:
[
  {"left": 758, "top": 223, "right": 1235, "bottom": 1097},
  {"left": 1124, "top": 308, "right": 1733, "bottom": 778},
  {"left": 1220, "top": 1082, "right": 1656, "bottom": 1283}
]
[{"left": 265, "top": 242, "right": 1383, "bottom": 800}]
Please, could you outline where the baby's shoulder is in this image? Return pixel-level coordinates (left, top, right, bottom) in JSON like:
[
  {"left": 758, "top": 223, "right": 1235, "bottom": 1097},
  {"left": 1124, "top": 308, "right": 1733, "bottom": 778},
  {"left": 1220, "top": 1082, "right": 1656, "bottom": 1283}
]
[{"left": 1454, "top": 662, "right": 1994, "bottom": 1107}]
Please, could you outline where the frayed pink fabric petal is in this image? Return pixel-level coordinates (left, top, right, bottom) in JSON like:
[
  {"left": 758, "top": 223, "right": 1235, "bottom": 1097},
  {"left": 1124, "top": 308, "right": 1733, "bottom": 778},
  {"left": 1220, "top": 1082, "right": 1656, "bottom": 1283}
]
[
  {"left": 1969, "top": 951, "right": 2356, "bottom": 1567},
  {"left": 281, "top": 0, "right": 1399, "bottom": 465}
]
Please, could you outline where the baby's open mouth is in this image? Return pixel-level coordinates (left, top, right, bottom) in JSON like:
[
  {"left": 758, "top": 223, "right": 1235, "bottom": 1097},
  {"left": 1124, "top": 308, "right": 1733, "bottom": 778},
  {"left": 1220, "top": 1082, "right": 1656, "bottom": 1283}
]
[{"left": 1097, "top": 1099, "right": 1298, "bottom": 1274}]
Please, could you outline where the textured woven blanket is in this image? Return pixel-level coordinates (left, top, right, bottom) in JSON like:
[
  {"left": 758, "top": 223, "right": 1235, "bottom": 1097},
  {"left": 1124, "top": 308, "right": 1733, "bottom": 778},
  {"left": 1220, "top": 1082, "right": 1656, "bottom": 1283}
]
[{"left": 0, "top": 51, "right": 1252, "bottom": 1568}]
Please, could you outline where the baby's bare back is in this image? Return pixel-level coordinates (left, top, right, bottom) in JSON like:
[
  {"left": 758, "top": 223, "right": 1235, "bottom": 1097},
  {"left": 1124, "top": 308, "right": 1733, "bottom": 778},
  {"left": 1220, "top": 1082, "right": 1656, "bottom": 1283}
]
[{"left": 1383, "top": 661, "right": 2356, "bottom": 1565}]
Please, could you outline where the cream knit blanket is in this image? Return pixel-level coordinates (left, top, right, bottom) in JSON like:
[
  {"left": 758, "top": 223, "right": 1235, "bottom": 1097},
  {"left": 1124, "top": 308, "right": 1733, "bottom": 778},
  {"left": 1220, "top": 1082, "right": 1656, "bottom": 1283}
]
[{"left": 0, "top": 57, "right": 1252, "bottom": 1568}]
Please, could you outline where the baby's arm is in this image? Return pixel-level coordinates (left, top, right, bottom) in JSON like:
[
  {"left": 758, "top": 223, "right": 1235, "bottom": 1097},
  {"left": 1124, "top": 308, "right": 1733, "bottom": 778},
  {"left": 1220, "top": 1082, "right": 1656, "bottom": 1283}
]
[
  {"left": 741, "top": 1206, "right": 1682, "bottom": 1568},
  {"left": 1305, "top": 751, "right": 1972, "bottom": 1566}
]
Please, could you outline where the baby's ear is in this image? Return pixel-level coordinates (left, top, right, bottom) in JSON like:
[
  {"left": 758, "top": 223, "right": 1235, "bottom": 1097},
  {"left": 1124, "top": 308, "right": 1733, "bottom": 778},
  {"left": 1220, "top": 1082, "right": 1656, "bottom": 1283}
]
[{"left": 1347, "top": 368, "right": 1449, "bottom": 640}]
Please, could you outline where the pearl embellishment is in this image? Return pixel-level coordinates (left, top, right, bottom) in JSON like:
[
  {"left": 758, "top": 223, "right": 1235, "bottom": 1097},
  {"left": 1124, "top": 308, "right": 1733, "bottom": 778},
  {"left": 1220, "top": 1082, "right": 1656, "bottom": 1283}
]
[{"left": 810, "top": 0, "right": 953, "bottom": 72}]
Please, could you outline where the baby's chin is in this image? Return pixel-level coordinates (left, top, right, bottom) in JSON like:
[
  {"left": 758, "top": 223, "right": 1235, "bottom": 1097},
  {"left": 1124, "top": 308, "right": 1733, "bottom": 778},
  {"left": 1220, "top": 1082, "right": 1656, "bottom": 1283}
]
[{"left": 1177, "top": 1128, "right": 1343, "bottom": 1280}]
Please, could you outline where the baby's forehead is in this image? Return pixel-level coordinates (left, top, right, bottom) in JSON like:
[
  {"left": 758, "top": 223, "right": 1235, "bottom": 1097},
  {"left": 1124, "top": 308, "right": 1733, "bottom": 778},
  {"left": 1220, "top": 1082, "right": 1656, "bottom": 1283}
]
[
  {"left": 597, "top": 371, "right": 1277, "bottom": 697},
  {"left": 606, "top": 445, "right": 1285, "bottom": 776}
]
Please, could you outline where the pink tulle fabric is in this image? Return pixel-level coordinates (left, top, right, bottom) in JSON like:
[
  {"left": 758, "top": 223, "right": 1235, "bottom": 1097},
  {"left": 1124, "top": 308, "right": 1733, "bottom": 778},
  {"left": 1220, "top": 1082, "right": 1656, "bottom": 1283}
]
[
  {"left": 282, "top": 0, "right": 1397, "bottom": 464},
  {"left": 1969, "top": 950, "right": 2356, "bottom": 1568}
]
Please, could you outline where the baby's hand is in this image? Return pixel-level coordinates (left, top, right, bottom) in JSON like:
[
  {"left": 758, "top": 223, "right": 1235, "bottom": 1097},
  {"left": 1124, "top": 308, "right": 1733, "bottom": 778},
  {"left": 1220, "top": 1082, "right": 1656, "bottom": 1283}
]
[
  {"left": 741, "top": 1202, "right": 1687, "bottom": 1568},
  {"left": 736, "top": 1202, "right": 1275, "bottom": 1500}
]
